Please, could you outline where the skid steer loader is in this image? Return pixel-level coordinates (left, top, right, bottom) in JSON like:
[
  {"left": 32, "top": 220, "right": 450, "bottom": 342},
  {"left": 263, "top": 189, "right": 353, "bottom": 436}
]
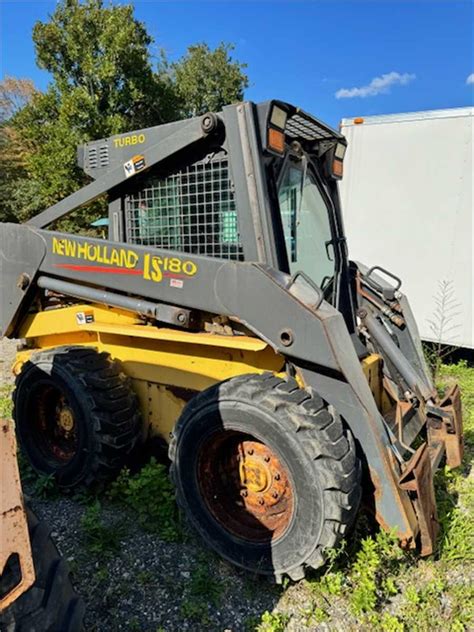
[
  {"left": 0, "top": 100, "right": 464, "bottom": 581},
  {"left": 0, "top": 418, "right": 84, "bottom": 630}
]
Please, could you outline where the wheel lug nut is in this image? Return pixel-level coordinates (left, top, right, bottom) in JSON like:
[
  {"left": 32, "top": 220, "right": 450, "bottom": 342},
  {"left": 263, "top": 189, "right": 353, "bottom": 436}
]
[
  {"left": 264, "top": 456, "right": 270, "bottom": 462},
  {"left": 258, "top": 498, "right": 264, "bottom": 505},
  {"left": 241, "top": 490, "right": 248, "bottom": 497},
  {"left": 272, "top": 491, "right": 278, "bottom": 499},
  {"left": 274, "top": 473, "right": 281, "bottom": 481},
  {"left": 247, "top": 449, "right": 254, "bottom": 455}
]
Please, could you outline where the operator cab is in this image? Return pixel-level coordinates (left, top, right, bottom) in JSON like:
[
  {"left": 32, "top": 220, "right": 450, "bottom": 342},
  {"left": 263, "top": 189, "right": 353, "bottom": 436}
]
[
  {"left": 74, "top": 101, "right": 355, "bottom": 333},
  {"left": 87, "top": 100, "right": 354, "bottom": 327}
]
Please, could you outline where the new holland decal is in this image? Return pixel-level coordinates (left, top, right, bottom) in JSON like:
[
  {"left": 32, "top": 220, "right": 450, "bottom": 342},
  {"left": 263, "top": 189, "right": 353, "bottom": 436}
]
[{"left": 52, "top": 237, "right": 198, "bottom": 284}]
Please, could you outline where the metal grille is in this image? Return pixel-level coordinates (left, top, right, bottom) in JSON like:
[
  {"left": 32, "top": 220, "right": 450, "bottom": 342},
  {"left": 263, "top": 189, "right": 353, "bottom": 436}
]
[
  {"left": 125, "top": 159, "right": 243, "bottom": 260},
  {"left": 286, "top": 113, "right": 336, "bottom": 141},
  {"left": 87, "top": 147, "right": 98, "bottom": 169},
  {"left": 87, "top": 144, "right": 109, "bottom": 169},
  {"left": 98, "top": 144, "right": 109, "bottom": 167}
]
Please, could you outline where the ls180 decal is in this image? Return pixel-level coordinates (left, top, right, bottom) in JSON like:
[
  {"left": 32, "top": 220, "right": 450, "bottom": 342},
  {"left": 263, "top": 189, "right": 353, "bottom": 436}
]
[{"left": 52, "top": 237, "right": 198, "bottom": 284}]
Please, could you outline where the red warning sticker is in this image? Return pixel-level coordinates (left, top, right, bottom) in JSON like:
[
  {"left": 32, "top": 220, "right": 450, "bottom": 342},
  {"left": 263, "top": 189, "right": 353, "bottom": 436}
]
[{"left": 169, "top": 278, "right": 184, "bottom": 289}]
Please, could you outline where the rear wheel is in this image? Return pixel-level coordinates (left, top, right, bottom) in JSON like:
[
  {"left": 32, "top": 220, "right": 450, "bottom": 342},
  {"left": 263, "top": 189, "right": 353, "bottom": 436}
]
[
  {"left": 13, "top": 347, "right": 141, "bottom": 490},
  {"left": 0, "top": 509, "right": 85, "bottom": 631},
  {"left": 169, "top": 373, "right": 361, "bottom": 582}
]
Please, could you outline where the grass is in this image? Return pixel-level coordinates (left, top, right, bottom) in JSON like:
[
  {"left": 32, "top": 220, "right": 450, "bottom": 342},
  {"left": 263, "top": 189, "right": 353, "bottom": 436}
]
[
  {"left": 80, "top": 500, "right": 124, "bottom": 556},
  {"left": 256, "top": 611, "right": 290, "bottom": 632},
  {"left": 436, "top": 362, "right": 474, "bottom": 564},
  {"left": 0, "top": 384, "right": 13, "bottom": 418},
  {"left": 108, "top": 457, "right": 181, "bottom": 542},
  {"left": 180, "top": 553, "right": 224, "bottom": 625}
]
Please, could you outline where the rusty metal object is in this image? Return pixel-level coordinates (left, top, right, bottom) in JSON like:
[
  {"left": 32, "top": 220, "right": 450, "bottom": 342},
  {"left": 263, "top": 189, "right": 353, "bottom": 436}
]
[
  {"left": 395, "top": 400, "right": 416, "bottom": 454},
  {"left": 371, "top": 447, "right": 419, "bottom": 546},
  {"left": 0, "top": 420, "right": 35, "bottom": 611},
  {"left": 438, "top": 384, "right": 464, "bottom": 468},
  {"left": 399, "top": 443, "right": 438, "bottom": 556},
  {"left": 198, "top": 432, "right": 294, "bottom": 541}
]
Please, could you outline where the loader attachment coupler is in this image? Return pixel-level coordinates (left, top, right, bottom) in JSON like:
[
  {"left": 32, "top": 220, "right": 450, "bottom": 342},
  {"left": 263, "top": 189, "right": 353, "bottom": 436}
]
[
  {"left": 356, "top": 265, "right": 464, "bottom": 555},
  {"left": 397, "top": 384, "right": 463, "bottom": 556}
]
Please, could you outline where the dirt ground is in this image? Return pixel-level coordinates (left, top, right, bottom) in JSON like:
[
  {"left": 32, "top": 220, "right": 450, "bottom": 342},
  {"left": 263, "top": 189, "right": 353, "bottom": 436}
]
[{"left": 0, "top": 337, "right": 17, "bottom": 385}]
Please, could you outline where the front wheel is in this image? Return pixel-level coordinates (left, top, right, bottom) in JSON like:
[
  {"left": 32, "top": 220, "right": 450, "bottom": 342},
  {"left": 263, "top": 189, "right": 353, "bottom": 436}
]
[
  {"left": 13, "top": 347, "right": 141, "bottom": 490},
  {"left": 169, "top": 373, "right": 361, "bottom": 582}
]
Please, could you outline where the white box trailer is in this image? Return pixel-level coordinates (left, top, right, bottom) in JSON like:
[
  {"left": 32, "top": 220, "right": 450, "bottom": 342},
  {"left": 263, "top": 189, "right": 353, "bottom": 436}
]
[{"left": 340, "top": 107, "right": 473, "bottom": 349}]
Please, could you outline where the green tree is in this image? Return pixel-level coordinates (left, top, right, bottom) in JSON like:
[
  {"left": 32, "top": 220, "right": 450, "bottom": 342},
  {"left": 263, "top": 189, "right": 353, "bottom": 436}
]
[
  {"left": 0, "top": 77, "right": 37, "bottom": 222},
  {"left": 11, "top": 0, "right": 178, "bottom": 225},
  {"left": 32, "top": 0, "right": 177, "bottom": 134},
  {"left": 173, "top": 42, "right": 249, "bottom": 117},
  {"left": 6, "top": 1, "right": 248, "bottom": 226}
]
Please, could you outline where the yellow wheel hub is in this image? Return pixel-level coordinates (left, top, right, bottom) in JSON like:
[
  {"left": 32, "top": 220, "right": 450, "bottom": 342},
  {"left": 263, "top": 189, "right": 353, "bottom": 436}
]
[
  {"left": 239, "top": 456, "right": 271, "bottom": 493},
  {"left": 198, "top": 434, "right": 294, "bottom": 541},
  {"left": 58, "top": 407, "right": 75, "bottom": 432}
]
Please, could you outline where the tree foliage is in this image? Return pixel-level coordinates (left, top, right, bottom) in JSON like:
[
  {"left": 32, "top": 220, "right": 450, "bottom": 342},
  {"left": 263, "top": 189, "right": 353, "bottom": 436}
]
[
  {"left": 0, "top": 76, "right": 37, "bottom": 122},
  {"left": 173, "top": 43, "right": 249, "bottom": 117},
  {"left": 0, "top": 78, "right": 37, "bottom": 222},
  {"left": 32, "top": 0, "right": 176, "bottom": 134},
  {"left": 2, "top": 0, "right": 248, "bottom": 227},
  {"left": 9, "top": 0, "right": 178, "bottom": 226}
]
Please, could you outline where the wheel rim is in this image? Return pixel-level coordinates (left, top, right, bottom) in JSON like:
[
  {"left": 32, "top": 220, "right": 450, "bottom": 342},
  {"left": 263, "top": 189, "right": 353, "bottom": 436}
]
[
  {"left": 198, "top": 431, "right": 294, "bottom": 542},
  {"left": 30, "top": 382, "right": 79, "bottom": 464}
]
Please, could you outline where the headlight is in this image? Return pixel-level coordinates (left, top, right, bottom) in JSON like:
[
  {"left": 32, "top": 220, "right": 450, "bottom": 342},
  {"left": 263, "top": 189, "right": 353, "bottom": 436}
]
[{"left": 270, "top": 105, "right": 288, "bottom": 130}]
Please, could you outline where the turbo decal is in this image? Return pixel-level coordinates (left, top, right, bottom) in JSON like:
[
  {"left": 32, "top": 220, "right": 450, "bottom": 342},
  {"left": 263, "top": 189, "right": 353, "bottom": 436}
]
[
  {"left": 113, "top": 133, "right": 146, "bottom": 149},
  {"left": 51, "top": 238, "right": 198, "bottom": 284}
]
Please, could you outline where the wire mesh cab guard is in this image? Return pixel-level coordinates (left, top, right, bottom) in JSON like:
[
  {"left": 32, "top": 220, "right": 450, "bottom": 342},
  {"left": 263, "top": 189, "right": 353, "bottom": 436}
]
[{"left": 124, "top": 154, "right": 244, "bottom": 262}]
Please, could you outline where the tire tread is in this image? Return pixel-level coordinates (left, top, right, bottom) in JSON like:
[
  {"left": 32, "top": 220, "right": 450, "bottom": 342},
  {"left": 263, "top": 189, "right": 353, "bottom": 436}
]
[
  {"left": 13, "top": 346, "right": 141, "bottom": 489},
  {"left": 169, "top": 372, "right": 361, "bottom": 581}
]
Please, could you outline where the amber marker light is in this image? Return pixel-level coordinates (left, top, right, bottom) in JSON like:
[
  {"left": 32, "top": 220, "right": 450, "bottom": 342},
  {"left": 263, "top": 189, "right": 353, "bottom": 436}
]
[
  {"left": 332, "top": 159, "right": 344, "bottom": 178},
  {"left": 268, "top": 128, "right": 285, "bottom": 154}
]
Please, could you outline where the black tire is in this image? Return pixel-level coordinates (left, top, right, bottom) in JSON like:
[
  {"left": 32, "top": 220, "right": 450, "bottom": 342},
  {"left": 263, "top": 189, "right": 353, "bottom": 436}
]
[
  {"left": 13, "top": 346, "right": 141, "bottom": 490},
  {"left": 169, "top": 373, "right": 361, "bottom": 582},
  {"left": 0, "top": 509, "right": 85, "bottom": 631}
]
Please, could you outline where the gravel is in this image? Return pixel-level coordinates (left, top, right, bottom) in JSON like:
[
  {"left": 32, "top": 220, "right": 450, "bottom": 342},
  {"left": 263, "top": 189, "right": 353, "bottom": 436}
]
[{"left": 29, "top": 496, "right": 282, "bottom": 632}]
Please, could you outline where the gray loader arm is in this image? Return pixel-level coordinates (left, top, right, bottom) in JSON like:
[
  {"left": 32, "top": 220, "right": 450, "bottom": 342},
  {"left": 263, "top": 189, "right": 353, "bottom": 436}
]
[
  {"left": 27, "top": 115, "right": 218, "bottom": 229},
  {"left": 0, "top": 224, "right": 418, "bottom": 540}
]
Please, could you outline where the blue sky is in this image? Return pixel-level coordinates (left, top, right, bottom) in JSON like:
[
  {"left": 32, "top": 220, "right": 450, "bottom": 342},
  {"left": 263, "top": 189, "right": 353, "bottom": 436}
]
[{"left": 1, "top": 0, "right": 473, "bottom": 126}]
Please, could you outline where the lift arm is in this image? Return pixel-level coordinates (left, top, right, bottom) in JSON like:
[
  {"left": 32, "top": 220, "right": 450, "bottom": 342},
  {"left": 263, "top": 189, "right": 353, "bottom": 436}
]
[{"left": 27, "top": 115, "right": 219, "bottom": 229}]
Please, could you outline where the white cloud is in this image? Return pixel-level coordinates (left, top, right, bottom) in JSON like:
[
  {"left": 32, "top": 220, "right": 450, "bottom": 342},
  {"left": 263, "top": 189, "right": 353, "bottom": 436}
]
[
  {"left": 335, "top": 72, "right": 416, "bottom": 99},
  {"left": 466, "top": 73, "right": 474, "bottom": 85}
]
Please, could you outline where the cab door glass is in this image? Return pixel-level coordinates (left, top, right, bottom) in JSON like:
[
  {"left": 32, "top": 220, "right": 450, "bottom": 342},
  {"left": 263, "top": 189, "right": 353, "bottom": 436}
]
[{"left": 278, "top": 163, "right": 335, "bottom": 292}]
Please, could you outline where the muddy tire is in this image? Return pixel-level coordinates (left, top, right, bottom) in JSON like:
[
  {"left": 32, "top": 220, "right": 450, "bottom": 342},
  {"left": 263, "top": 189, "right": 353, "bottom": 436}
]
[
  {"left": 0, "top": 509, "right": 85, "bottom": 631},
  {"left": 13, "top": 346, "right": 141, "bottom": 490},
  {"left": 169, "top": 373, "right": 361, "bottom": 582}
]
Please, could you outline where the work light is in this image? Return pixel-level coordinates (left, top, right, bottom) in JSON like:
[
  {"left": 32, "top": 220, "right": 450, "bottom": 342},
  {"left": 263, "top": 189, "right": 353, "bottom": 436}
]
[
  {"left": 270, "top": 105, "right": 288, "bottom": 130},
  {"left": 267, "top": 104, "right": 288, "bottom": 155}
]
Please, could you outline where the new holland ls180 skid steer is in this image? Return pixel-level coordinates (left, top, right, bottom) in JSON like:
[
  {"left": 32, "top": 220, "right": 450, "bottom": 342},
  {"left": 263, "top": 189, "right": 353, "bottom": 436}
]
[{"left": 0, "top": 100, "right": 464, "bottom": 581}]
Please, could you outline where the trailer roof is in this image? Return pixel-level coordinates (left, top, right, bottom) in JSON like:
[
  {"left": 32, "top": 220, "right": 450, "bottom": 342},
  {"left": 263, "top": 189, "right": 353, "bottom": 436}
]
[{"left": 340, "top": 105, "right": 474, "bottom": 127}]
